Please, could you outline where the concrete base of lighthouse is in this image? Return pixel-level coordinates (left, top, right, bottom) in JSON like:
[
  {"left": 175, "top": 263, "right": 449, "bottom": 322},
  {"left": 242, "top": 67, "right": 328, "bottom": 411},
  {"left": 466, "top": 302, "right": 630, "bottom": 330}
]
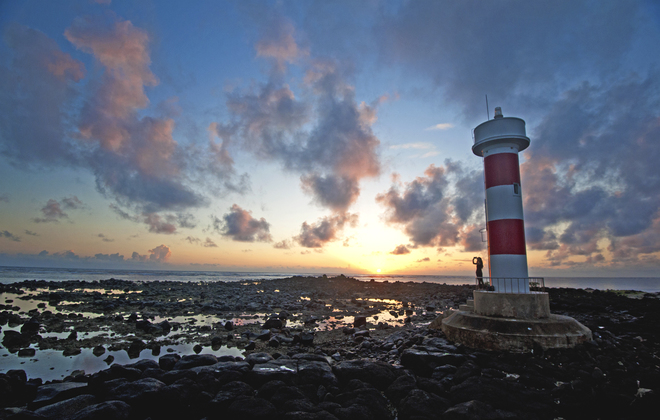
[{"left": 439, "top": 291, "right": 592, "bottom": 352}]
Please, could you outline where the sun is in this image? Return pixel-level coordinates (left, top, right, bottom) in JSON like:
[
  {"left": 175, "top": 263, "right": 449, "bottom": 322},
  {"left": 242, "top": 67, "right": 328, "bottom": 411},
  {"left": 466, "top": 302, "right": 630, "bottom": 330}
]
[{"left": 376, "top": 268, "right": 381, "bottom": 273}]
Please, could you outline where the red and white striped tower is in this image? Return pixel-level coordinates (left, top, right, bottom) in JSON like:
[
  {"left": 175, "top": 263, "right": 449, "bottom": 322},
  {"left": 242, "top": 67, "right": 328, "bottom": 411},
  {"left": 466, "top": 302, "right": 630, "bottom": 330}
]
[{"left": 473, "top": 107, "right": 530, "bottom": 293}]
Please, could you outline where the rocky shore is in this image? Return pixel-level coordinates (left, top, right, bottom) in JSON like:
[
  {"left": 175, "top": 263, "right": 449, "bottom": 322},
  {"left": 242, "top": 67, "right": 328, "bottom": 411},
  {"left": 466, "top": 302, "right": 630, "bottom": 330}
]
[{"left": 1, "top": 276, "right": 659, "bottom": 419}]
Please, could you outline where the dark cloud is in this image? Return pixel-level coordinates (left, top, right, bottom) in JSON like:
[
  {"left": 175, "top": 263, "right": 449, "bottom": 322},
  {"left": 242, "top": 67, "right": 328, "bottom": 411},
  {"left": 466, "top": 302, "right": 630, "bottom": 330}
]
[
  {"left": 377, "top": 161, "right": 484, "bottom": 251},
  {"left": 24, "top": 230, "right": 38, "bottom": 236},
  {"left": 1, "top": 17, "right": 233, "bottom": 231},
  {"left": 185, "top": 236, "right": 201, "bottom": 245},
  {"left": 301, "top": 174, "right": 360, "bottom": 213},
  {"left": 131, "top": 244, "right": 171, "bottom": 262},
  {"left": 62, "top": 196, "right": 84, "bottom": 209},
  {"left": 203, "top": 237, "right": 218, "bottom": 248},
  {"left": 1, "top": 230, "right": 21, "bottom": 242},
  {"left": 295, "top": 213, "right": 358, "bottom": 248},
  {"left": 98, "top": 233, "right": 114, "bottom": 242},
  {"left": 217, "top": 204, "right": 273, "bottom": 242},
  {"left": 523, "top": 74, "right": 660, "bottom": 264},
  {"left": 390, "top": 245, "right": 410, "bottom": 255},
  {"left": 0, "top": 24, "right": 84, "bottom": 167},
  {"left": 212, "top": 27, "right": 382, "bottom": 215},
  {"left": 375, "top": 0, "right": 644, "bottom": 119},
  {"left": 33, "top": 199, "right": 68, "bottom": 223},
  {"left": 94, "top": 253, "right": 124, "bottom": 261},
  {"left": 143, "top": 213, "right": 177, "bottom": 234}
]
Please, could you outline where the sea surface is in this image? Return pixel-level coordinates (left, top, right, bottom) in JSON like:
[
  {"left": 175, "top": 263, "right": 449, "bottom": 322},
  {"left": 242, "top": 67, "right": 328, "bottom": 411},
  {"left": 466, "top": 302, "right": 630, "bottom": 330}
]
[{"left": 1, "top": 265, "right": 659, "bottom": 293}]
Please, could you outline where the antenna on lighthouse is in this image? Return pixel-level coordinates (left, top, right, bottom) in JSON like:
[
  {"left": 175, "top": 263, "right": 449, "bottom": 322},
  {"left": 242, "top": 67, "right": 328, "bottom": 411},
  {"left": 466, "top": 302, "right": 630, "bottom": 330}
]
[{"left": 485, "top": 95, "right": 489, "bottom": 120}]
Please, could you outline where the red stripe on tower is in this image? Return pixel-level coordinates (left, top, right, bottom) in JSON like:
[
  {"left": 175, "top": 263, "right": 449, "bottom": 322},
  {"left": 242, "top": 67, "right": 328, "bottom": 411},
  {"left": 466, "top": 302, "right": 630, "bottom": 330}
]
[
  {"left": 487, "top": 219, "right": 526, "bottom": 255},
  {"left": 484, "top": 153, "right": 520, "bottom": 189}
]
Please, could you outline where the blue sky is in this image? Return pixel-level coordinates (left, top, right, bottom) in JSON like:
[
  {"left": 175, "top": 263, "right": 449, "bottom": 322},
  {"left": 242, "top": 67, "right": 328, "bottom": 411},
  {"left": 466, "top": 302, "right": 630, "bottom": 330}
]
[{"left": 1, "top": 0, "right": 659, "bottom": 277}]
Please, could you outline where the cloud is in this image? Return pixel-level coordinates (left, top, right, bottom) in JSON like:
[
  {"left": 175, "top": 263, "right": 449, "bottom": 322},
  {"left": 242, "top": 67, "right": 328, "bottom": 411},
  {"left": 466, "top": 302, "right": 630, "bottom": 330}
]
[
  {"left": 64, "top": 15, "right": 206, "bottom": 214},
  {"left": 295, "top": 213, "right": 358, "bottom": 248},
  {"left": 185, "top": 236, "right": 201, "bottom": 245},
  {"left": 93, "top": 252, "right": 124, "bottom": 261},
  {"left": 0, "top": 24, "right": 84, "bottom": 166},
  {"left": 216, "top": 204, "right": 273, "bottom": 242},
  {"left": 1, "top": 231, "right": 21, "bottom": 242},
  {"left": 522, "top": 74, "right": 660, "bottom": 264},
  {"left": 143, "top": 213, "right": 177, "bottom": 234},
  {"left": 255, "top": 16, "right": 307, "bottom": 74},
  {"left": 390, "top": 245, "right": 410, "bottom": 255},
  {"left": 24, "top": 230, "right": 38, "bottom": 236},
  {"left": 375, "top": 1, "right": 644, "bottom": 119},
  {"left": 98, "top": 233, "right": 114, "bottom": 242},
  {"left": 301, "top": 174, "right": 360, "bottom": 213},
  {"left": 33, "top": 199, "right": 68, "bottom": 223},
  {"left": 212, "top": 27, "right": 381, "bottom": 215},
  {"left": 377, "top": 161, "right": 485, "bottom": 251},
  {"left": 203, "top": 237, "right": 218, "bottom": 248},
  {"left": 274, "top": 239, "right": 293, "bottom": 249},
  {"left": 1, "top": 18, "right": 226, "bottom": 235},
  {"left": 416, "top": 257, "right": 430, "bottom": 263},
  {"left": 62, "top": 196, "right": 84, "bottom": 209},
  {"left": 131, "top": 244, "right": 171, "bottom": 262},
  {"left": 425, "top": 123, "right": 453, "bottom": 131},
  {"left": 0, "top": 194, "right": 8, "bottom": 203}
]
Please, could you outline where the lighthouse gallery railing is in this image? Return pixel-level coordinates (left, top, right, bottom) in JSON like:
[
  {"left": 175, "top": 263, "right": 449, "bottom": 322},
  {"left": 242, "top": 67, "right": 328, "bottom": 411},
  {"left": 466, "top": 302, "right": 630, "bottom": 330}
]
[{"left": 475, "top": 277, "right": 545, "bottom": 293}]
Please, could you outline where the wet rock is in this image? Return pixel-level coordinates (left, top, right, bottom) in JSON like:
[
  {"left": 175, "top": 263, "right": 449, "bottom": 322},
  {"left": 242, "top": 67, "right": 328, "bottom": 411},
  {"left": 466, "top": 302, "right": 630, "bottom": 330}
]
[
  {"left": 268, "top": 336, "right": 281, "bottom": 347},
  {"left": 297, "top": 360, "right": 338, "bottom": 387},
  {"left": 207, "top": 380, "right": 255, "bottom": 413},
  {"left": 34, "top": 394, "right": 97, "bottom": 419},
  {"left": 18, "top": 348, "right": 36, "bottom": 357},
  {"left": 264, "top": 317, "right": 284, "bottom": 329},
  {"left": 159, "top": 353, "right": 181, "bottom": 371},
  {"left": 92, "top": 345, "right": 106, "bottom": 357},
  {"left": 67, "top": 400, "right": 131, "bottom": 420},
  {"left": 224, "top": 321, "right": 234, "bottom": 331},
  {"left": 398, "top": 389, "right": 450, "bottom": 420},
  {"left": 126, "top": 340, "right": 146, "bottom": 359},
  {"left": 105, "top": 378, "right": 166, "bottom": 405},
  {"left": 443, "top": 400, "right": 516, "bottom": 420},
  {"left": 227, "top": 396, "right": 278, "bottom": 420},
  {"left": 21, "top": 317, "right": 41, "bottom": 335},
  {"left": 269, "top": 385, "right": 307, "bottom": 409},
  {"left": 126, "top": 359, "right": 159, "bottom": 372},
  {"left": 353, "top": 316, "right": 367, "bottom": 328},
  {"left": 193, "top": 344, "right": 203, "bottom": 354},
  {"left": 172, "top": 354, "right": 218, "bottom": 370},
  {"left": 249, "top": 360, "right": 298, "bottom": 386},
  {"left": 400, "top": 349, "right": 466, "bottom": 375},
  {"left": 2, "top": 331, "right": 31, "bottom": 350},
  {"left": 335, "top": 385, "right": 392, "bottom": 419},
  {"left": 333, "top": 360, "right": 396, "bottom": 391},
  {"left": 246, "top": 352, "right": 274, "bottom": 366},
  {"left": 245, "top": 340, "right": 256, "bottom": 350},
  {"left": 385, "top": 374, "right": 416, "bottom": 404},
  {"left": 30, "top": 382, "right": 89, "bottom": 409}
]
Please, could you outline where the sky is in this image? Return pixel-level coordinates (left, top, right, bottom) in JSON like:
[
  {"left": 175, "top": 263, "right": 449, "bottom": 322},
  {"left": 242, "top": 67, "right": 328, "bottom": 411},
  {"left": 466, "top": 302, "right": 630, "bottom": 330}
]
[{"left": 1, "top": 0, "right": 660, "bottom": 277}]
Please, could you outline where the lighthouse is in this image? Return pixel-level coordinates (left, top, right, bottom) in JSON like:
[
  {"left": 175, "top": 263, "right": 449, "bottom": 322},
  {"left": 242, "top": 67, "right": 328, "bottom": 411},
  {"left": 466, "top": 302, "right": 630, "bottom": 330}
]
[
  {"left": 472, "top": 107, "right": 530, "bottom": 293},
  {"left": 438, "top": 106, "right": 592, "bottom": 351}
]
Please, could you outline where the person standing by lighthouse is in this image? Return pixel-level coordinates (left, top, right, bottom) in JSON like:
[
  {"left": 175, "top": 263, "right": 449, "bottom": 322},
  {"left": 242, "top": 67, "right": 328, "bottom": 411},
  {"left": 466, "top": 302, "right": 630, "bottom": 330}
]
[{"left": 472, "top": 107, "right": 530, "bottom": 293}]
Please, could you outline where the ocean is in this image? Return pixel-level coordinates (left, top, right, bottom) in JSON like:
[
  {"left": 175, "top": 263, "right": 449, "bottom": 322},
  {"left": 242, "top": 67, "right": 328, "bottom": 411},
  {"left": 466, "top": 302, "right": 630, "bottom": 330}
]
[{"left": 1, "top": 265, "right": 659, "bottom": 293}]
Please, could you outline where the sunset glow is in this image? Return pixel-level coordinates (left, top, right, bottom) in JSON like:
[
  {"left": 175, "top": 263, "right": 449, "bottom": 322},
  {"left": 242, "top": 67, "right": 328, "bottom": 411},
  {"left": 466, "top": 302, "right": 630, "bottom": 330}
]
[{"left": 1, "top": 1, "right": 659, "bottom": 278}]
